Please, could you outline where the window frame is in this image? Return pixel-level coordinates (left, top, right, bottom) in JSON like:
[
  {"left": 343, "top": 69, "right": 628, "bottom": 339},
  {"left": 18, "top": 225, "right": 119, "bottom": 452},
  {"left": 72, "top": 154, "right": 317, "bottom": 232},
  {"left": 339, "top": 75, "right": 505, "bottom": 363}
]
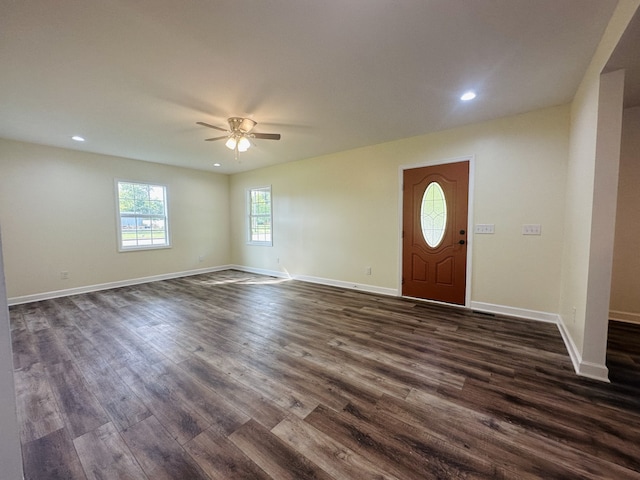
[
  {"left": 247, "top": 185, "right": 273, "bottom": 246},
  {"left": 115, "top": 179, "right": 171, "bottom": 252}
]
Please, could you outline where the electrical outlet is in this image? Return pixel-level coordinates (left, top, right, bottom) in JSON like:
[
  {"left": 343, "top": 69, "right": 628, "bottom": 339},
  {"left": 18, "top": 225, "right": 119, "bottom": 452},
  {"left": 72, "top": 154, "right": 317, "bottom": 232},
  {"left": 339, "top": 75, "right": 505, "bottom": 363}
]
[
  {"left": 474, "top": 224, "right": 495, "bottom": 234},
  {"left": 198, "top": 255, "right": 204, "bottom": 263},
  {"left": 522, "top": 224, "right": 542, "bottom": 235},
  {"left": 365, "top": 266, "right": 372, "bottom": 275},
  {"left": 60, "top": 271, "right": 69, "bottom": 280}
]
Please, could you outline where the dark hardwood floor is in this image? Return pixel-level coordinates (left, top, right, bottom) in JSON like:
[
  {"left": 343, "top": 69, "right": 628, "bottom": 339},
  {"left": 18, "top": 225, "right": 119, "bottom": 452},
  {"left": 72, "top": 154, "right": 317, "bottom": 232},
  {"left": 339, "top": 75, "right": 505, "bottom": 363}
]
[
  {"left": 9, "top": 270, "right": 640, "bottom": 479},
  {"left": 607, "top": 320, "right": 640, "bottom": 388}
]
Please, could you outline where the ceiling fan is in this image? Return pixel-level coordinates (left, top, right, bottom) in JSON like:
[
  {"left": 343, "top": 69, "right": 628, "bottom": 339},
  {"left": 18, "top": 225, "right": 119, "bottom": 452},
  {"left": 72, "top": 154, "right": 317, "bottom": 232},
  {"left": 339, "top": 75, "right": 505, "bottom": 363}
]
[{"left": 197, "top": 117, "right": 281, "bottom": 159}]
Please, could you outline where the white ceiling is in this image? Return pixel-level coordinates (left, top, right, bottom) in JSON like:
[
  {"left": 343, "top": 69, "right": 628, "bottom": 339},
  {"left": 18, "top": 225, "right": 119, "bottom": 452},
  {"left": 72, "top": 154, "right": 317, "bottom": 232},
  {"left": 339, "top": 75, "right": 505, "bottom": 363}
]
[{"left": 0, "top": 0, "right": 619, "bottom": 174}]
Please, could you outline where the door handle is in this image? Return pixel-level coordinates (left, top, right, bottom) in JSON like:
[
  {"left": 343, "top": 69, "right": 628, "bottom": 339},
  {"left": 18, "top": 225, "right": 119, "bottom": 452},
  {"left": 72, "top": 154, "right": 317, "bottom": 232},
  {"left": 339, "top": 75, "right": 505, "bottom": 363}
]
[{"left": 459, "top": 240, "right": 466, "bottom": 245}]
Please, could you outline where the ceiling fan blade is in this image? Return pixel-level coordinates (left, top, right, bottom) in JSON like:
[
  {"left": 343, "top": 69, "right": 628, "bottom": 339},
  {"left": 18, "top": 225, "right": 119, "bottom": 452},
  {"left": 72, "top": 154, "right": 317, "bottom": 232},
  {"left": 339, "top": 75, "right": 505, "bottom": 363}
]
[
  {"left": 204, "top": 135, "right": 227, "bottom": 141},
  {"left": 252, "top": 133, "right": 281, "bottom": 140},
  {"left": 196, "top": 121, "right": 228, "bottom": 132}
]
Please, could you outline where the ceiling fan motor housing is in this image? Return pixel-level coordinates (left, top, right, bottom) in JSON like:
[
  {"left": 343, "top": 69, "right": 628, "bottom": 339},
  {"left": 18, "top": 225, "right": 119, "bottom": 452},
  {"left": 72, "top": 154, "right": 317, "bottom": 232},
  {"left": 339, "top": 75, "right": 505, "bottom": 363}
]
[{"left": 229, "top": 117, "right": 257, "bottom": 133}]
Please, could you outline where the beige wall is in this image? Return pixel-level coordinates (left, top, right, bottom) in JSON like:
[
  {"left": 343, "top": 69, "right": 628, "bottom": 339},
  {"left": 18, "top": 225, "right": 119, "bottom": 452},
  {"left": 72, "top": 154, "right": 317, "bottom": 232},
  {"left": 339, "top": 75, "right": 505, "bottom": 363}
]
[
  {"left": 0, "top": 138, "right": 230, "bottom": 300},
  {"left": 230, "top": 105, "right": 569, "bottom": 314},
  {"left": 559, "top": 0, "right": 638, "bottom": 379},
  {"left": 611, "top": 106, "right": 640, "bottom": 320}
]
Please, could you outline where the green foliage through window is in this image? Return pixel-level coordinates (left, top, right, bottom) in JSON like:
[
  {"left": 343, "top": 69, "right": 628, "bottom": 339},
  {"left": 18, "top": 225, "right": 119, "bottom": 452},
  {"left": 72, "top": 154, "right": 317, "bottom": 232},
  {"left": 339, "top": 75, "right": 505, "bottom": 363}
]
[
  {"left": 248, "top": 187, "right": 272, "bottom": 244},
  {"left": 117, "top": 181, "right": 169, "bottom": 250}
]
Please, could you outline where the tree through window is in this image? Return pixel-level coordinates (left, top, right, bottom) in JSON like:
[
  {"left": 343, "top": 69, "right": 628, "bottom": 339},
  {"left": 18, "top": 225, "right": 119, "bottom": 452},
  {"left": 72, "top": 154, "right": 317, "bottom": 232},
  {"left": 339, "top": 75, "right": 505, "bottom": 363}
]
[
  {"left": 248, "top": 186, "right": 272, "bottom": 245},
  {"left": 117, "top": 181, "right": 170, "bottom": 250}
]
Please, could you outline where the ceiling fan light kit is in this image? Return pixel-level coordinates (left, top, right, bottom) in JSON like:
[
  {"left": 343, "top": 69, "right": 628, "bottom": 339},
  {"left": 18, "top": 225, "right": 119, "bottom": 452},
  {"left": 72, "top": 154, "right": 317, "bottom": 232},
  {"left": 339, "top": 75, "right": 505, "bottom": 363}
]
[
  {"left": 225, "top": 136, "right": 237, "bottom": 150},
  {"left": 197, "top": 117, "right": 281, "bottom": 161},
  {"left": 237, "top": 135, "right": 251, "bottom": 152}
]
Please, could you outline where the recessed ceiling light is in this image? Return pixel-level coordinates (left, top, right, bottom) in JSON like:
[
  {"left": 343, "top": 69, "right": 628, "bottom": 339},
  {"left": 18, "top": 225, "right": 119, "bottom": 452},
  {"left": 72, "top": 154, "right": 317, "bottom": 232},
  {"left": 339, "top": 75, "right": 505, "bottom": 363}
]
[
  {"left": 71, "top": 135, "right": 85, "bottom": 142},
  {"left": 460, "top": 91, "right": 477, "bottom": 101},
  {"left": 213, "top": 163, "right": 221, "bottom": 167}
]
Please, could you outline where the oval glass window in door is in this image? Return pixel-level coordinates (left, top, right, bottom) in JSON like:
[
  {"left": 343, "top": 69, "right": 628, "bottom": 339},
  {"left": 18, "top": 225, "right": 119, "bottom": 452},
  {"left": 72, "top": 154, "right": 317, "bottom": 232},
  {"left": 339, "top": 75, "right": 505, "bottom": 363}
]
[{"left": 421, "top": 182, "right": 447, "bottom": 247}]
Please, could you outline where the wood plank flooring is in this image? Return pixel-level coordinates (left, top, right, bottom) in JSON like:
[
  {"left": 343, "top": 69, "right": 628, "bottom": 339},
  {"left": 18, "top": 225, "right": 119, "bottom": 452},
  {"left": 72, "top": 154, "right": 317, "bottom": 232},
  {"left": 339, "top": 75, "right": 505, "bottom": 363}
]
[{"left": 9, "top": 270, "right": 640, "bottom": 479}]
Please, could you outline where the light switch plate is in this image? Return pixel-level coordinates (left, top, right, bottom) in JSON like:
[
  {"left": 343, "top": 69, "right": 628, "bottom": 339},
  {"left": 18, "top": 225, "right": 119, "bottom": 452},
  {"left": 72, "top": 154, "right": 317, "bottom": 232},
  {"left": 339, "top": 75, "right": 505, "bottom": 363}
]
[
  {"left": 474, "top": 224, "right": 495, "bottom": 234},
  {"left": 522, "top": 224, "right": 542, "bottom": 235}
]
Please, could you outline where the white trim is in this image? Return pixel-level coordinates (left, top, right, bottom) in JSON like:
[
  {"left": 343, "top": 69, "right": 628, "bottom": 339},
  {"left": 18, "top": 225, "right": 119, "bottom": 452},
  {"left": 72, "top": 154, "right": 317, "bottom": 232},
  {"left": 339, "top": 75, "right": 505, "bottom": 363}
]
[
  {"left": 7, "top": 265, "right": 234, "bottom": 306},
  {"left": 230, "top": 264, "right": 290, "bottom": 280},
  {"left": 473, "top": 301, "right": 610, "bottom": 382},
  {"left": 292, "top": 274, "right": 398, "bottom": 297},
  {"left": 470, "top": 301, "right": 559, "bottom": 324},
  {"left": 609, "top": 310, "right": 640, "bottom": 324},
  {"left": 115, "top": 179, "right": 171, "bottom": 252},
  {"left": 231, "top": 265, "right": 398, "bottom": 296},
  {"left": 557, "top": 315, "right": 610, "bottom": 383},
  {"left": 462, "top": 303, "right": 611, "bottom": 381},
  {"left": 405, "top": 295, "right": 469, "bottom": 310},
  {"left": 557, "top": 317, "right": 582, "bottom": 377},
  {"left": 466, "top": 158, "right": 476, "bottom": 307},
  {"left": 398, "top": 156, "right": 475, "bottom": 307},
  {"left": 246, "top": 185, "right": 273, "bottom": 246},
  {"left": 577, "top": 361, "right": 610, "bottom": 382}
]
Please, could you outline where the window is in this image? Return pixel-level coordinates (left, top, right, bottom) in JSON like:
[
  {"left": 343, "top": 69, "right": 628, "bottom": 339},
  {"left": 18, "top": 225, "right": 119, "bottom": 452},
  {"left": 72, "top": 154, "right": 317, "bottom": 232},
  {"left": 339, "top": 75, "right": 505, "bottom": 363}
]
[
  {"left": 248, "top": 186, "right": 272, "bottom": 245},
  {"left": 421, "top": 181, "right": 447, "bottom": 248},
  {"left": 116, "top": 181, "right": 169, "bottom": 251}
]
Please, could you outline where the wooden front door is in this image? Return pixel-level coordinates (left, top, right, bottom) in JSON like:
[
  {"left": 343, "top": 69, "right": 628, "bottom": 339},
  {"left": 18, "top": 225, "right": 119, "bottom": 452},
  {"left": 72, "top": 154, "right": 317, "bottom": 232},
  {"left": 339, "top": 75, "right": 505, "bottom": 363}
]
[{"left": 402, "top": 161, "right": 469, "bottom": 305}]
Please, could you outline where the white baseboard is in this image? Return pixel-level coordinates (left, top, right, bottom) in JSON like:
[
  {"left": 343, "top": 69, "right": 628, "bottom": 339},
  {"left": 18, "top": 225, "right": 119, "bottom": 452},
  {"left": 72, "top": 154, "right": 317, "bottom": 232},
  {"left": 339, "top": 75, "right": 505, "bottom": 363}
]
[
  {"left": 609, "top": 310, "right": 640, "bottom": 324},
  {"left": 292, "top": 274, "right": 399, "bottom": 297},
  {"left": 229, "top": 265, "right": 399, "bottom": 297},
  {"left": 557, "top": 315, "right": 610, "bottom": 383},
  {"left": 556, "top": 317, "right": 583, "bottom": 378},
  {"left": 469, "top": 301, "right": 559, "bottom": 324},
  {"left": 472, "top": 301, "right": 610, "bottom": 382},
  {"left": 576, "top": 360, "right": 610, "bottom": 382},
  {"left": 228, "top": 265, "right": 291, "bottom": 280},
  {"left": 7, "top": 265, "right": 234, "bottom": 305}
]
